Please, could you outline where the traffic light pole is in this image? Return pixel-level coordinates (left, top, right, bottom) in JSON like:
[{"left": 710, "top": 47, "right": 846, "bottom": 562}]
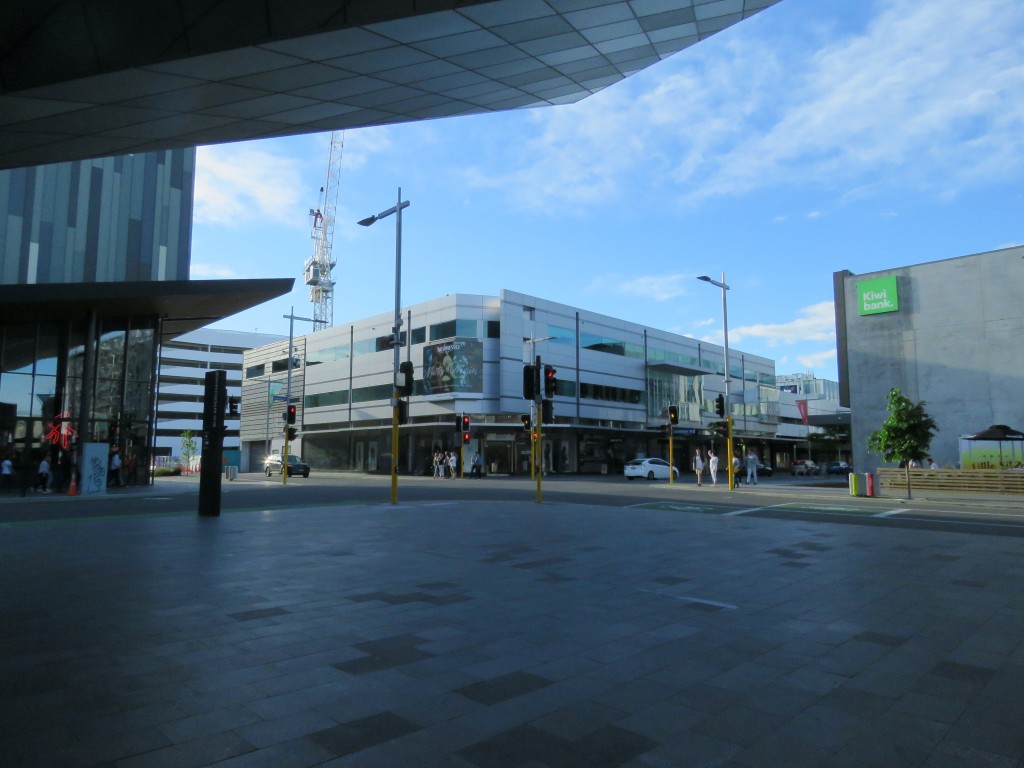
[
  {"left": 535, "top": 355, "right": 542, "bottom": 504},
  {"left": 668, "top": 416, "right": 674, "bottom": 485}
]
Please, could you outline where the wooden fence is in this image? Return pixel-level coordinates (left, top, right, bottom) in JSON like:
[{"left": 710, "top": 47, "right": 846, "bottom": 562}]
[{"left": 877, "top": 468, "right": 1024, "bottom": 495}]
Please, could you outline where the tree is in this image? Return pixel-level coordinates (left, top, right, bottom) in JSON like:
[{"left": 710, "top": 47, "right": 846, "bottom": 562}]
[
  {"left": 867, "top": 388, "right": 938, "bottom": 499},
  {"left": 180, "top": 429, "right": 198, "bottom": 473}
]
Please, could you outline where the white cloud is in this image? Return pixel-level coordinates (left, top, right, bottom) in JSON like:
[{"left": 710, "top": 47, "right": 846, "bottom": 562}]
[
  {"left": 695, "top": 317, "right": 716, "bottom": 328},
  {"left": 190, "top": 263, "right": 236, "bottom": 278},
  {"left": 457, "top": 0, "right": 1024, "bottom": 211},
  {"left": 730, "top": 301, "right": 836, "bottom": 347},
  {"left": 587, "top": 273, "right": 690, "bottom": 302},
  {"left": 796, "top": 348, "right": 837, "bottom": 371},
  {"left": 194, "top": 144, "right": 305, "bottom": 227}
]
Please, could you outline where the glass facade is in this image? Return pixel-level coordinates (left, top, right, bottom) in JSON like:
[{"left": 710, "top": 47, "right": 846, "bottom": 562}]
[{"left": 0, "top": 318, "right": 158, "bottom": 486}]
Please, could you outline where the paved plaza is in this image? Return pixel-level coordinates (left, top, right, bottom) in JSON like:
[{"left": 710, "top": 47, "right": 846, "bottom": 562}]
[{"left": 2, "top": 495, "right": 1022, "bottom": 767}]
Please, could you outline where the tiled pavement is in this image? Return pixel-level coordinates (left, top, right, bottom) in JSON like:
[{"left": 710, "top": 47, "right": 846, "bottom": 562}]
[{"left": 1, "top": 498, "right": 1022, "bottom": 767}]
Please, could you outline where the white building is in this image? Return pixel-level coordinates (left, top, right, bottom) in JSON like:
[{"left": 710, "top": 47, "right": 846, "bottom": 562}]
[
  {"left": 241, "top": 290, "right": 779, "bottom": 475},
  {"left": 156, "top": 328, "right": 283, "bottom": 462}
]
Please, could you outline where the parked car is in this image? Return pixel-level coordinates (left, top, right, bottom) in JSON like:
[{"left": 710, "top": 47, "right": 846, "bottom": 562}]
[
  {"left": 790, "top": 459, "right": 820, "bottom": 476},
  {"left": 264, "top": 453, "right": 310, "bottom": 478},
  {"left": 827, "top": 461, "right": 853, "bottom": 475},
  {"left": 624, "top": 458, "right": 679, "bottom": 481}
]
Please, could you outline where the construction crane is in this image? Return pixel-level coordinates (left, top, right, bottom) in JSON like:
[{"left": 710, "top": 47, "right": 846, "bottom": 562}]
[{"left": 304, "top": 131, "right": 344, "bottom": 331}]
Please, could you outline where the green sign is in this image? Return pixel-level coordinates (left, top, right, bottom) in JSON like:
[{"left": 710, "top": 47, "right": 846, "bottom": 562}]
[{"left": 857, "top": 275, "right": 899, "bottom": 316}]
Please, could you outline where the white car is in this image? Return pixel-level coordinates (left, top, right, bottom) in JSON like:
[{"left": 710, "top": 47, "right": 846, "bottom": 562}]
[{"left": 624, "top": 458, "right": 679, "bottom": 481}]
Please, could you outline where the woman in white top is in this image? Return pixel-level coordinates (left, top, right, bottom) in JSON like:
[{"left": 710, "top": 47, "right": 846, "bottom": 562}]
[
  {"left": 707, "top": 449, "right": 719, "bottom": 486},
  {"left": 693, "top": 449, "right": 704, "bottom": 486}
]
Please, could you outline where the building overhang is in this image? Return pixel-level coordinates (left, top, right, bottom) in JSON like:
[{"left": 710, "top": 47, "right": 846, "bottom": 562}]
[
  {"left": 807, "top": 412, "right": 851, "bottom": 427},
  {"left": 0, "top": 0, "right": 782, "bottom": 170},
  {"left": 0, "top": 278, "right": 294, "bottom": 343}
]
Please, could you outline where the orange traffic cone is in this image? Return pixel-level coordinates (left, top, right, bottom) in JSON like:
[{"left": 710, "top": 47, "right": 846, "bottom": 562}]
[{"left": 68, "top": 472, "right": 78, "bottom": 496}]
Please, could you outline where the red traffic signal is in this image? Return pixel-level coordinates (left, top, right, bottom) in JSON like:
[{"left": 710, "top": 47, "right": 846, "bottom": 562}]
[
  {"left": 543, "top": 365, "right": 557, "bottom": 398},
  {"left": 286, "top": 404, "right": 297, "bottom": 424}
]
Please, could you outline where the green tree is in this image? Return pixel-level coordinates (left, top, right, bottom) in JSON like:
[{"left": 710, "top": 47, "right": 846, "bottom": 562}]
[
  {"left": 180, "top": 429, "right": 197, "bottom": 473},
  {"left": 867, "top": 388, "right": 938, "bottom": 499}
]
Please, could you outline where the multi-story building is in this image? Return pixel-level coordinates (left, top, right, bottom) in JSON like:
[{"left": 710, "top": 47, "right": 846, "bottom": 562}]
[
  {"left": 834, "top": 245, "right": 1024, "bottom": 471},
  {"left": 155, "top": 328, "right": 284, "bottom": 463},
  {"left": 0, "top": 151, "right": 292, "bottom": 477},
  {"left": 241, "top": 290, "right": 779, "bottom": 475}
]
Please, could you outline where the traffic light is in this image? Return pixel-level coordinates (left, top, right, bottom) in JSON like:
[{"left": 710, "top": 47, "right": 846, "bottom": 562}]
[
  {"left": 228, "top": 396, "right": 240, "bottom": 417},
  {"left": 454, "top": 412, "right": 462, "bottom": 430},
  {"left": 397, "top": 399, "right": 408, "bottom": 425},
  {"left": 544, "top": 365, "right": 557, "bottom": 399},
  {"left": 286, "top": 427, "right": 297, "bottom": 441},
  {"left": 541, "top": 399, "right": 553, "bottom": 424},
  {"left": 286, "top": 404, "right": 297, "bottom": 424},
  {"left": 397, "top": 361, "right": 414, "bottom": 397},
  {"left": 668, "top": 404, "right": 679, "bottom": 425},
  {"left": 521, "top": 414, "right": 531, "bottom": 432},
  {"left": 462, "top": 414, "right": 471, "bottom": 444},
  {"left": 522, "top": 364, "right": 536, "bottom": 400},
  {"left": 714, "top": 394, "right": 725, "bottom": 418}
]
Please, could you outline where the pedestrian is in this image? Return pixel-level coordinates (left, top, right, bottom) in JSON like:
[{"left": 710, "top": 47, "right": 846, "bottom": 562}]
[
  {"left": 0, "top": 454, "right": 13, "bottom": 493},
  {"left": 708, "top": 449, "right": 719, "bottom": 486},
  {"left": 693, "top": 449, "right": 704, "bottom": 486},
  {"left": 733, "top": 454, "right": 742, "bottom": 484},
  {"left": 36, "top": 454, "right": 52, "bottom": 493},
  {"left": 448, "top": 450, "right": 457, "bottom": 479},
  {"left": 433, "top": 451, "right": 442, "bottom": 478},
  {"left": 471, "top": 451, "right": 482, "bottom": 478},
  {"left": 746, "top": 448, "right": 759, "bottom": 485},
  {"left": 928, "top": 457, "right": 939, "bottom": 469},
  {"left": 109, "top": 448, "right": 122, "bottom": 487}
]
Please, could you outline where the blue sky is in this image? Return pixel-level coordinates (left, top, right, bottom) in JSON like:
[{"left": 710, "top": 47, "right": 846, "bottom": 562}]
[{"left": 193, "top": 0, "right": 1024, "bottom": 382}]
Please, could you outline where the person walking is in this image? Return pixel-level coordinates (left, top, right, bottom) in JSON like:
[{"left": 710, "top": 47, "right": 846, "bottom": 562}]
[
  {"left": 36, "top": 454, "right": 52, "bottom": 493},
  {"left": 733, "top": 454, "right": 742, "bottom": 485},
  {"left": 1, "top": 454, "right": 13, "bottom": 493},
  {"left": 708, "top": 449, "right": 719, "bottom": 487},
  {"left": 448, "top": 451, "right": 458, "bottom": 479},
  {"left": 471, "top": 451, "right": 482, "bottom": 478},
  {"left": 693, "top": 448, "right": 704, "bottom": 486},
  {"left": 746, "top": 448, "right": 759, "bottom": 485}
]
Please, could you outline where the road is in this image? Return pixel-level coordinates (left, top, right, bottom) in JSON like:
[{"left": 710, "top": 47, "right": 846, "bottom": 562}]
[{"left": 3, "top": 471, "right": 1022, "bottom": 537}]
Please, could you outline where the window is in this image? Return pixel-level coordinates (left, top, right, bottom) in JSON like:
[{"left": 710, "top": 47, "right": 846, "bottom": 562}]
[
  {"left": 411, "top": 327, "right": 426, "bottom": 345},
  {"left": 547, "top": 325, "right": 574, "bottom": 345},
  {"left": 306, "top": 345, "right": 349, "bottom": 366},
  {"left": 486, "top": 321, "right": 500, "bottom": 339},
  {"left": 430, "top": 320, "right": 456, "bottom": 341}
]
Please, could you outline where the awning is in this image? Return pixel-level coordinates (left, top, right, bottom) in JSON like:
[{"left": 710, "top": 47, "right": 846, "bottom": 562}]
[{"left": 0, "top": 278, "right": 294, "bottom": 343}]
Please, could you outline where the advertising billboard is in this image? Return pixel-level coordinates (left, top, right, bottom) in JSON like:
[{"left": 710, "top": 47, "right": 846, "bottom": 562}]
[{"left": 423, "top": 339, "right": 482, "bottom": 394}]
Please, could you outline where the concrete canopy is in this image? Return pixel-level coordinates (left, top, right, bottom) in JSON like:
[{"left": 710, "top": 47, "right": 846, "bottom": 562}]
[{"left": 0, "top": 0, "right": 780, "bottom": 170}]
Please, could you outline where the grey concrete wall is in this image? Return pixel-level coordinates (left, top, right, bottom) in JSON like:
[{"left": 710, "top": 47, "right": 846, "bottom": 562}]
[{"left": 842, "top": 246, "right": 1024, "bottom": 471}]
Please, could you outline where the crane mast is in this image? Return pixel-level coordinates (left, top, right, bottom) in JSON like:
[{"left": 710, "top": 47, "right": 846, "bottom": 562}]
[{"left": 304, "top": 131, "right": 344, "bottom": 331}]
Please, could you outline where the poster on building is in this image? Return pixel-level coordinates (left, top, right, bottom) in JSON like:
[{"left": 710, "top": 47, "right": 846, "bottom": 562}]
[{"left": 423, "top": 339, "right": 483, "bottom": 394}]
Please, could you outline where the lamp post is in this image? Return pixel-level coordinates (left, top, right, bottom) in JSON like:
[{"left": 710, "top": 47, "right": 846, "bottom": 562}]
[
  {"left": 697, "top": 273, "right": 733, "bottom": 490},
  {"left": 282, "top": 308, "right": 313, "bottom": 485},
  {"left": 359, "top": 188, "right": 410, "bottom": 504}
]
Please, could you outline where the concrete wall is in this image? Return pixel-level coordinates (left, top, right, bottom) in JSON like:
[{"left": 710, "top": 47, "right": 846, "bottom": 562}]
[{"left": 839, "top": 246, "right": 1024, "bottom": 471}]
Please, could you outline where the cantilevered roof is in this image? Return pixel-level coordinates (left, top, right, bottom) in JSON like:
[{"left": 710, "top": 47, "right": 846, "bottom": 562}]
[
  {"left": 0, "top": 279, "right": 294, "bottom": 343},
  {"left": 0, "top": 0, "right": 781, "bottom": 170}
]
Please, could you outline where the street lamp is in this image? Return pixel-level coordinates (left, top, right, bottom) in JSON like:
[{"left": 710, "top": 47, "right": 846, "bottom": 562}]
[
  {"left": 359, "top": 188, "right": 410, "bottom": 504},
  {"left": 697, "top": 273, "right": 734, "bottom": 489}
]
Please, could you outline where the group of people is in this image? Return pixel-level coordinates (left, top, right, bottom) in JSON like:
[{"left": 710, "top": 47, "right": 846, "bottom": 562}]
[
  {"left": 430, "top": 449, "right": 485, "bottom": 479},
  {"left": 691, "top": 448, "right": 762, "bottom": 486},
  {"left": 1, "top": 450, "right": 74, "bottom": 496}
]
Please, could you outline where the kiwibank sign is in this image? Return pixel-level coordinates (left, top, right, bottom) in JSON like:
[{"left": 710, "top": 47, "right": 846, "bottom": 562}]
[{"left": 857, "top": 276, "right": 899, "bottom": 316}]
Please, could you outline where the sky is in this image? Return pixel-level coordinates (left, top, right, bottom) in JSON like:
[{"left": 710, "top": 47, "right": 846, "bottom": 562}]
[{"left": 192, "top": 0, "right": 1024, "bottom": 382}]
